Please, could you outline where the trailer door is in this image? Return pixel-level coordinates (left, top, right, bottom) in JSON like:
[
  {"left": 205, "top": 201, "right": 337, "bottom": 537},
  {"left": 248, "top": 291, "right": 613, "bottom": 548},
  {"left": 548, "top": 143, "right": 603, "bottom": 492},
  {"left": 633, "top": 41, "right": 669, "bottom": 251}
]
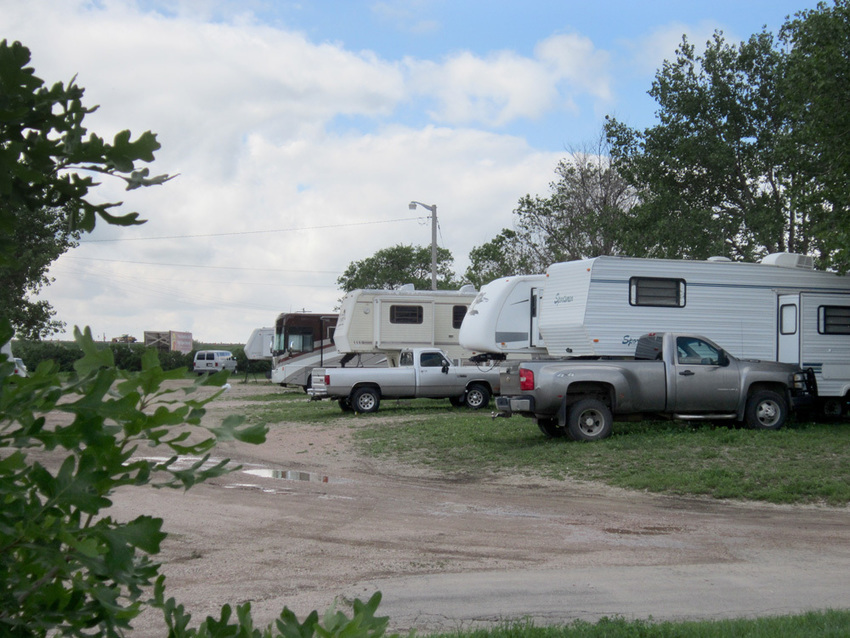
[
  {"left": 529, "top": 287, "right": 545, "bottom": 348},
  {"left": 778, "top": 294, "right": 800, "bottom": 364}
]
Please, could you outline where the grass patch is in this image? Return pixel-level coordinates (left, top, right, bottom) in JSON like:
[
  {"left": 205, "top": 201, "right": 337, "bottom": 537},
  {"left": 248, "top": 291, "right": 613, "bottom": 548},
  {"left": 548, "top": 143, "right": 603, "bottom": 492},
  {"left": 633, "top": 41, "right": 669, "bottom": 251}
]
[
  {"left": 240, "top": 394, "right": 850, "bottom": 506},
  {"left": 436, "top": 609, "right": 850, "bottom": 638},
  {"left": 354, "top": 407, "right": 850, "bottom": 506}
]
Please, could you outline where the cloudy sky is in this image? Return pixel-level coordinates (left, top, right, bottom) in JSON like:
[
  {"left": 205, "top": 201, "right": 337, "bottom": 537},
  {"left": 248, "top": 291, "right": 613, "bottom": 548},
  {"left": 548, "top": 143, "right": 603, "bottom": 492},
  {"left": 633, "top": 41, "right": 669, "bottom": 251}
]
[{"left": 2, "top": 0, "right": 819, "bottom": 344}]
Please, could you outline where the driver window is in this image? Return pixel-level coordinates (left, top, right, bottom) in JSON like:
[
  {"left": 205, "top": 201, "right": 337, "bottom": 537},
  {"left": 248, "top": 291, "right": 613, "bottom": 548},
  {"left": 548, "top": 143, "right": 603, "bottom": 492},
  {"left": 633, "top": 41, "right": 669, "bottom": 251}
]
[
  {"left": 676, "top": 337, "right": 720, "bottom": 365},
  {"left": 420, "top": 352, "right": 445, "bottom": 367}
]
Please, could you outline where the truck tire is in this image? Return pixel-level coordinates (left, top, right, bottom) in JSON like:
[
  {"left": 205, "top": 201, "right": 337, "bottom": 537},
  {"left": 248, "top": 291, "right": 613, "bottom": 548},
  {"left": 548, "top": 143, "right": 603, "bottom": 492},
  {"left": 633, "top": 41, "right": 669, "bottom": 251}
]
[
  {"left": 567, "top": 398, "right": 613, "bottom": 442},
  {"left": 464, "top": 384, "right": 490, "bottom": 409},
  {"left": 351, "top": 387, "right": 380, "bottom": 413},
  {"left": 536, "top": 418, "right": 564, "bottom": 439},
  {"left": 744, "top": 390, "right": 787, "bottom": 430}
]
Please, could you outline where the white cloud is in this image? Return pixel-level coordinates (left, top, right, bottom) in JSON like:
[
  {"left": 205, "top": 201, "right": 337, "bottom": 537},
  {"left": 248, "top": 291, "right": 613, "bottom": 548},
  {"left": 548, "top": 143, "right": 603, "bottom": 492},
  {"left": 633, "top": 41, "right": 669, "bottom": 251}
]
[
  {"left": 405, "top": 32, "right": 613, "bottom": 127},
  {"left": 2, "top": 0, "right": 570, "bottom": 342},
  {"left": 624, "top": 20, "right": 724, "bottom": 77}
]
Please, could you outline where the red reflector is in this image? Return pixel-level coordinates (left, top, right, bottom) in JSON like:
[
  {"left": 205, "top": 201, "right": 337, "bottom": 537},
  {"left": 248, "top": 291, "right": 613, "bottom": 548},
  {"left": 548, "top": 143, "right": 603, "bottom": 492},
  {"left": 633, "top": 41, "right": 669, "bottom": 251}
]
[
  {"left": 324, "top": 374, "right": 330, "bottom": 386},
  {"left": 519, "top": 368, "right": 534, "bottom": 391}
]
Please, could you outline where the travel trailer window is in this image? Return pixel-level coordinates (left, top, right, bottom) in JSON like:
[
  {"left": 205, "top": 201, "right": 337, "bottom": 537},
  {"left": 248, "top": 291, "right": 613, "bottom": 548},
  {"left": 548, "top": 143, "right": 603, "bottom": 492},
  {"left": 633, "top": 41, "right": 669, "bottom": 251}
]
[
  {"left": 452, "top": 305, "right": 467, "bottom": 329},
  {"left": 390, "top": 305, "right": 424, "bottom": 324},
  {"left": 780, "top": 304, "right": 798, "bottom": 335},
  {"left": 818, "top": 306, "right": 850, "bottom": 335},
  {"left": 629, "top": 277, "right": 686, "bottom": 307}
]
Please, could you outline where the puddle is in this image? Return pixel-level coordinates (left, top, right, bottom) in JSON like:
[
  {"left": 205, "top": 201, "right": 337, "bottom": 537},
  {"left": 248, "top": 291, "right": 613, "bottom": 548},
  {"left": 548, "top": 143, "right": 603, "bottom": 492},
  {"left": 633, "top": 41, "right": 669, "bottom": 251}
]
[
  {"left": 242, "top": 468, "right": 352, "bottom": 484},
  {"left": 131, "top": 456, "right": 351, "bottom": 486}
]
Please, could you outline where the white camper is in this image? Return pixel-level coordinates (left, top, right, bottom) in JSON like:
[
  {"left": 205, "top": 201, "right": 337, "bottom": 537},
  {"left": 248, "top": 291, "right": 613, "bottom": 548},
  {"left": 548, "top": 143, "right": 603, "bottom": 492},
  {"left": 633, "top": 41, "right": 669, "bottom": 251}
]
[
  {"left": 459, "top": 274, "right": 548, "bottom": 358},
  {"left": 244, "top": 327, "right": 274, "bottom": 361},
  {"left": 332, "top": 285, "right": 478, "bottom": 364},
  {"left": 270, "top": 312, "right": 384, "bottom": 389},
  {"left": 461, "top": 254, "right": 850, "bottom": 414}
]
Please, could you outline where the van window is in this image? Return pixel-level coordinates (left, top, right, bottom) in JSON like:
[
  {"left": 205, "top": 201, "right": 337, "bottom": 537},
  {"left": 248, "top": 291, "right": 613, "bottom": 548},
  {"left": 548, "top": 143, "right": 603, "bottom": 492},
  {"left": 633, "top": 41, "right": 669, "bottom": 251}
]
[
  {"left": 630, "top": 277, "right": 686, "bottom": 307},
  {"left": 819, "top": 306, "right": 850, "bottom": 335},
  {"left": 390, "top": 305, "right": 423, "bottom": 324},
  {"left": 452, "top": 305, "right": 467, "bottom": 329}
]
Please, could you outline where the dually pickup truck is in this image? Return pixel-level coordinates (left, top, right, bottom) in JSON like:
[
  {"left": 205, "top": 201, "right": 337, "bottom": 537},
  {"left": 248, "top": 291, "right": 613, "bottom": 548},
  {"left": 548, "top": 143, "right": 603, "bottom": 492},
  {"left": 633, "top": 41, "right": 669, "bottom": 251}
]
[
  {"left": 495, "top": 332, "right": 816, "bottom": 441},
  {"left": 308, "top": 347, "right": 500, "bottom": 413}
]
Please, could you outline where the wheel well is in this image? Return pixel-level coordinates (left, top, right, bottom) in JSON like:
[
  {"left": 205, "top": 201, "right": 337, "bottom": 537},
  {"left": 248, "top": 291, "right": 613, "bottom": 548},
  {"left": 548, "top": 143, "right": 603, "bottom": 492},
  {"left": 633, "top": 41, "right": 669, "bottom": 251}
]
[
  {"left": 565, "top": 382, "right": 613, "bottom": 408},
  {"left": 747, "top": 381, "right": 788, "bottom": 399},
  {"left": 351, "top": 383, "right": 381, "bottom": 396},
  {"left": 466, "top": 380, "right": 492, "bottom": 393}
]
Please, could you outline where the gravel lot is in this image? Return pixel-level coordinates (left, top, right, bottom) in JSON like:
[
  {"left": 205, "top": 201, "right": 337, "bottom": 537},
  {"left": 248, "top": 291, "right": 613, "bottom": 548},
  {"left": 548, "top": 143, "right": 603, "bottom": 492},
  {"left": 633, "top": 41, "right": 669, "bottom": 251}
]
[{"left": 99, "top": 380, "right": 850, "bottom": 635}]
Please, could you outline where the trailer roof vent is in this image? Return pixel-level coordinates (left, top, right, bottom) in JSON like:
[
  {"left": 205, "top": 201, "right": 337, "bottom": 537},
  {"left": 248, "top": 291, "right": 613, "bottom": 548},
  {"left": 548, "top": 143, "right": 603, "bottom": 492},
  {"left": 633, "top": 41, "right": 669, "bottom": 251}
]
[
  {"left": 706, "top": 256, "right": 733, "bottom": 262},
  {"left": 459, "top": 284, "right": 477, "bottom": 293},
  {"left": 398, "top": 283, "right": 416, "bottom": 291},
  {"left": 761, "top": 253, "right": 815, "bottom": 270}
]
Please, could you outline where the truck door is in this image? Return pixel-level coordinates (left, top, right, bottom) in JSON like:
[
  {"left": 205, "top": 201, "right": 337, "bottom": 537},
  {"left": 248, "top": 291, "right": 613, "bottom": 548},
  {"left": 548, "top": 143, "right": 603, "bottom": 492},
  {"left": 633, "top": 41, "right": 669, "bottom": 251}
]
[
  {"left": 778, "top": 294, "right": 800, "bottom": 364},
  {"left": 415, "top": 351, "right": 456, "bottom": 397},
  {"left": 670, "top": 336, "right": 740, "bottom": 412}
]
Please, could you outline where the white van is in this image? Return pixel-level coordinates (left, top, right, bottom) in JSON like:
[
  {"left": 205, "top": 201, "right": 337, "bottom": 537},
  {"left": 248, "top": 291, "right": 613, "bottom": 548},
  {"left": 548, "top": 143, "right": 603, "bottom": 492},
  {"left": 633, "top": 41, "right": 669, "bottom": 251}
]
[{"left": 193, "top": 350, "right": 237, "bottom": 375}]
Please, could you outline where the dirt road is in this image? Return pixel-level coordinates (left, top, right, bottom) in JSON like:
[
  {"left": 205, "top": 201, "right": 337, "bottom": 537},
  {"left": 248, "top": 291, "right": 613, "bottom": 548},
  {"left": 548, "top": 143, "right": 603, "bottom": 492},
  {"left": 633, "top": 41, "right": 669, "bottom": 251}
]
[{"left": 112, "top": 381, "right": 850, "bottom": 635}]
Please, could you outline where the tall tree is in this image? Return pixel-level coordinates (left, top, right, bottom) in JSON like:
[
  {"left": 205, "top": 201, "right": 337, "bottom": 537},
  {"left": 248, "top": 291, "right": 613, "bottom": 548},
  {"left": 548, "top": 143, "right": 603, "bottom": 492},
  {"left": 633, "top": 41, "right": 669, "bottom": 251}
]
[
  {"left": 781, "top": 0, "right": 850, "bottom": 272},
  {"left": 466, "top": 136, "right": 637, "bottom": 284},
  {"left": 337, "top": 243, "right": 459, "bottom": 292},
  {"left": 0, "top": 39, "right": 173, "bottom": 339},
  {"left": 605, "top": 30, "right": 801, "bottom": 261}
]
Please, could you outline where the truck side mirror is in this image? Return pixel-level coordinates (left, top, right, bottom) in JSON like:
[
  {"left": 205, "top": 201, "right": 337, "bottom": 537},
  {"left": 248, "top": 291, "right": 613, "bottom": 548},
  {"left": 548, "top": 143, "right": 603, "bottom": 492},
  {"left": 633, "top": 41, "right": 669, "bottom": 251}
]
[
  {"left": 441, "top": 362, "right": 450, "bottom": 374},
  {"left": 719, "top": 352, "right": 730, "bottom": 367}
]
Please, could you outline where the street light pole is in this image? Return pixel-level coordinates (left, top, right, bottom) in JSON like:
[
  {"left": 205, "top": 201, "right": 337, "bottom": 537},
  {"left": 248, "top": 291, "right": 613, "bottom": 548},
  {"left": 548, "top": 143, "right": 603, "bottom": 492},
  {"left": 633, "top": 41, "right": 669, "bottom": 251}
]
[{"left": 409, "top": 200, "right": 438, "bottom": 290}]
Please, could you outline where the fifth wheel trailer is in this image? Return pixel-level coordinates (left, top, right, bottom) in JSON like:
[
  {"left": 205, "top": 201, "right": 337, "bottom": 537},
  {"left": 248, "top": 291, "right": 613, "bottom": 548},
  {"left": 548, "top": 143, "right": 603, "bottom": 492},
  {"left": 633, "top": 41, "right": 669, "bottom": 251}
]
[{"left": 459, "top": 253, "right": 850, "bottom": 416}]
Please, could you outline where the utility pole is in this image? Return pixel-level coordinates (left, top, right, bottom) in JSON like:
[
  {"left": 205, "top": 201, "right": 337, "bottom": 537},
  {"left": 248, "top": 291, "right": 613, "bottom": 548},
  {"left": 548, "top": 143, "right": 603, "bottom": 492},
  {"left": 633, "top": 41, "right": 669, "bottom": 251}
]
[{"left": 409, "top": 200, "right": 438, "bottom": 290}]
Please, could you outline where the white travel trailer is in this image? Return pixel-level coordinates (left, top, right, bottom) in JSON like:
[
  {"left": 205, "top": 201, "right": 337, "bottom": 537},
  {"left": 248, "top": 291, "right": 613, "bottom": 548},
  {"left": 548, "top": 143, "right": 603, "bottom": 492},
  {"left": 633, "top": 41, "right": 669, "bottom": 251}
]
[
  {"left": 333, "top": 285, "right": 478, "bottom": 365},
  {"left": 459, "top": 274, "right": 548, "bottom": 358},
  {"left": 461, "top": 254, "right": 850, "bottom": 414},
  {"left": 270, "top": 312, "right": 384, "bottom": 389}
]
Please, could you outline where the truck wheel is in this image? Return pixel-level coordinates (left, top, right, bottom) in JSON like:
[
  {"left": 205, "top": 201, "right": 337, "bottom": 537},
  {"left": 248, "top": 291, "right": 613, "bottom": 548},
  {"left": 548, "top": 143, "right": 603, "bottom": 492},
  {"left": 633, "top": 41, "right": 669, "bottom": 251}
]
[
  {"left": 537, "top": 418, "right": 564, "bottom": 439},
  {"left": 464, "top": 384, "right": 490, "bottom": 409},
  {"left": 351, "top": 387, "right": 380, "bottom": 413},
  {"left": 567, "top": 399, "right": 613, "bottom": 442},
  {"left": 745, "top": 390, "right": 787, "bottom": 430}
]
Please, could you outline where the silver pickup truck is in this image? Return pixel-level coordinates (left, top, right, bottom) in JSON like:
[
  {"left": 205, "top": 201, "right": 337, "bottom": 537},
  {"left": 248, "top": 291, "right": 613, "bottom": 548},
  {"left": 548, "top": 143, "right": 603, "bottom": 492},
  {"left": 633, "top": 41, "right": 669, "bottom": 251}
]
[
  {"left": 308, "top": 347, "right": 500, "bottom": 413},
  {"left": 495, "top": 332, "right": 816, "bottom": 441}
]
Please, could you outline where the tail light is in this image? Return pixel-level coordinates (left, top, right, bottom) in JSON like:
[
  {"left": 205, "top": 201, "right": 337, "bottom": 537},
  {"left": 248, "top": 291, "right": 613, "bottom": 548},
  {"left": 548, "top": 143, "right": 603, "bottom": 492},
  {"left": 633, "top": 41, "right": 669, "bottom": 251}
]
[
  {"left": 519, "top": 368, "right": 534, "bottom": 391},
  {"left": 324, "top": 374, "right": 330, "bottom": 386}
]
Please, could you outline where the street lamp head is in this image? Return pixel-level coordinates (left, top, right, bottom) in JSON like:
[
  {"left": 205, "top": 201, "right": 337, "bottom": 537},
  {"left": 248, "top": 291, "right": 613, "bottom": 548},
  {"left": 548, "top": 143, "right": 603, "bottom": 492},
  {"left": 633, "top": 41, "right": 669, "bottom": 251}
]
[{"left": 408, "top": 201, "right": 417, "bottom": 210}]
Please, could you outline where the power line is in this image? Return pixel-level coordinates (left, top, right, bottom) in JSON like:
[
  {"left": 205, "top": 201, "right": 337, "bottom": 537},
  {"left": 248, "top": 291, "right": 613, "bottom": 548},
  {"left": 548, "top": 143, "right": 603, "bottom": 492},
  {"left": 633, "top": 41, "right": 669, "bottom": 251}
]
[
  {"left": 78, "top": 216, "right": 424, "bottom": 243},
  {"left": 63, "top": 256, "right": 341, "bottom": 273}
]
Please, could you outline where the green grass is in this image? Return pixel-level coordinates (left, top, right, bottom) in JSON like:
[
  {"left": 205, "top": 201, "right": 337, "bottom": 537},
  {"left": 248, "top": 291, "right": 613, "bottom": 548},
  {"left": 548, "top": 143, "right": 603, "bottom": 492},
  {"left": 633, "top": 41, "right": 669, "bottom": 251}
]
[
  {"left": 432, "top": 610, "right": 850, "bottom": 638},
  {"left": 242, "top": 395, "right": 850, "bottom": 505}
]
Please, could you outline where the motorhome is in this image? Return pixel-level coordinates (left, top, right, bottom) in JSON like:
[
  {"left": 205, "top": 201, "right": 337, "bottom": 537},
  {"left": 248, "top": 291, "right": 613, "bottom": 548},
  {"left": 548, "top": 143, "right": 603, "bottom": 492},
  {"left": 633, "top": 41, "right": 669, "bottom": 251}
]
[
  {"left": 270, "top": 312, "right": 385, "bottom": 389},
  {"left": 460, "top": 254, "right": 850, "bottom": 415},
  {"left": 332, "top": 285, "right": 479, "bottom": 365}
]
